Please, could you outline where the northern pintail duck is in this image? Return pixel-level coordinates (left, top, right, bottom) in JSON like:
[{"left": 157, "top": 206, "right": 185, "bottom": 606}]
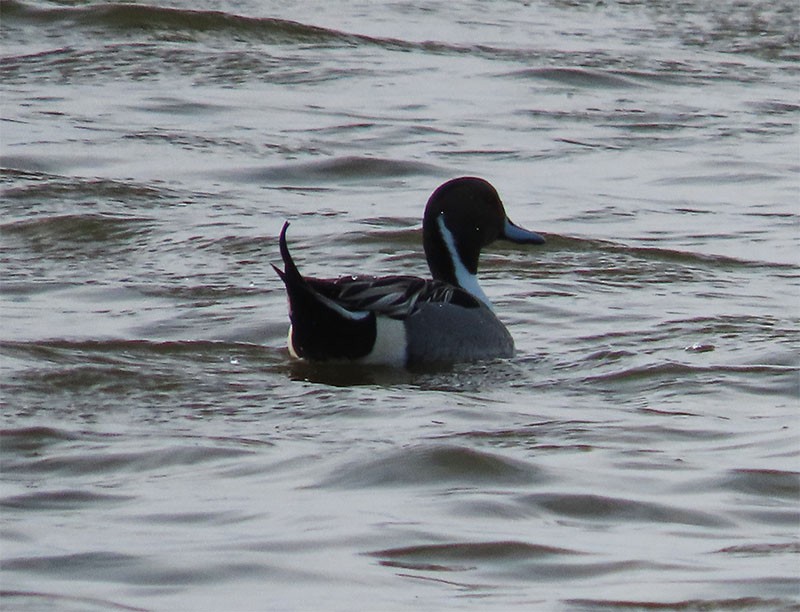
[{"left": 274, "top": 177, "right": 545, "bottom": 366}]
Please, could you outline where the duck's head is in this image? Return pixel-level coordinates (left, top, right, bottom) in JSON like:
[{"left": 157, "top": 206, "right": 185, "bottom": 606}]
[{"left": 422, "top": 177, "right": 545, "bottom": 307}]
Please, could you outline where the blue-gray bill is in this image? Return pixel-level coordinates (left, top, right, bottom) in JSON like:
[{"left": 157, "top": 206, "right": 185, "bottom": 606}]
[{"left": 502, "top": 218, "right": 546, "bottom": 244}]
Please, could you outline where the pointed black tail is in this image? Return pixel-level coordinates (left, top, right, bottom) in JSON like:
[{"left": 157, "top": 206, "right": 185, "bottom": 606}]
[{"left": 273, "top": 222, "right": 376, "bottom": 360}]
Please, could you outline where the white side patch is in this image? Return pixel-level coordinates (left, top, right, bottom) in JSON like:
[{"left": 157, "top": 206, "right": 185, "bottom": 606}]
[
  {"left": 437, "top": 216, "right": 493, "bottom": 309},
  {"left": 359, "top": 316, "right": 407, "bottom": 366},
  {"left": 287, "top": 324, "right": 300, "bottom": 359}
]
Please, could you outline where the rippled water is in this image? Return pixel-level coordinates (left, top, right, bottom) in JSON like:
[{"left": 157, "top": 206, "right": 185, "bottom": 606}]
[{"left": 2, "top": 0, "right": 799, "bottom": 610}]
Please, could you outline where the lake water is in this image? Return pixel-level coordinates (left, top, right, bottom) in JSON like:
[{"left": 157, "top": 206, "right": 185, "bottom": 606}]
[{"left": 1, "top": 0, "right": 799, "bottom": 610}]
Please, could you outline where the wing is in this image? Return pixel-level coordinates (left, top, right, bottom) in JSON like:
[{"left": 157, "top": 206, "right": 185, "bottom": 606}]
[{"left": 308, "top": 275, "right": 481, "bottom": 319}]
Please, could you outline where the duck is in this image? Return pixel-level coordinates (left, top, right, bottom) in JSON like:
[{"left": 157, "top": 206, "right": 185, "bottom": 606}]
[{"left": 273, "top": 176, "right": 545, "bottom": 367}]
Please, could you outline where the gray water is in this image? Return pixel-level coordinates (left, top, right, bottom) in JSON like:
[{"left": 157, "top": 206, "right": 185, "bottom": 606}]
[{"left": 1, "top": 1, "right": 799, "bottom": 610}]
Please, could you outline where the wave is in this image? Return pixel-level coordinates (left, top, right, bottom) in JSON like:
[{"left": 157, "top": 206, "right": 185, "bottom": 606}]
[
  {"left": 366, "top": 538, "right": 693, "bottom": 584},
  {"left": 315, "top": 444, "right": 547, "bottom": 489},
  {"left": 368, "top": 540, "right": 583, "bottom": 572},
  {"left": 1, "top": 169, "right": 167, "bottom": 199},
  {"left": 0, "top": 338, "right": 274, "bottom": 363},
  {"left": 571, "top": 357, "right": 799, "bottom": 401},
  {"left": 507, "top": 67, "right": 644, "bottom": 89},
  {"left": 0, "top": 590, "right": 148, "bottom": 612},
  {"left": 519, "top": 491, "right": 731, "bottom": 527},
  {"left": 544, "top": 233, "right": 796, "bottom": 271},
  {"left": 2, "top": 1, "right": 363, "bottom": 45},
  {"left": 1, "top": 0, "right": 540, "bottom": 62},
  {"left": 1, "top": 213, "right": 155, "bottom": 243},
  {"left": 721, "top": 468, "right": 800, "bottom": 500},
  {"left": 227, "top": 156, "right": 445, "bottom": 186},
  {"left": 0, "top": 423, "right": 256, "bottom": 482},
  {"left": 0, "top": 425, "right": 80, "bottom": 452},
  {"left": 3, "top": 1, "right": 457, "bottom": 54},
  {"left": 566, "top": 597, "right": 796, "bottom": 611},
  {"left": 1, "top": 489, "right": 134, "bottom": 511},
  {"left": 3, "top": 443, "right": 251, "bottom": 477}
]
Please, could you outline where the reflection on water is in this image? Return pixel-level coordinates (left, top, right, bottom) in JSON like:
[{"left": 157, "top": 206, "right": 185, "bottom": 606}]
[{"left": 1, "top": 0, "right": 798, "bottom": 610}]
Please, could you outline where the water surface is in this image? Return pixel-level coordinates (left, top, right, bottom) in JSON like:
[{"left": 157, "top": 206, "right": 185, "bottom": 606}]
[{"left": 2, "top": 1, "right": 799, "bottom": 610}]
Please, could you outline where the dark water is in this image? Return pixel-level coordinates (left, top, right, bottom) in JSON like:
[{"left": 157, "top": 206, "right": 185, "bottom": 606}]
[{"left": 2, "top": 1, "right": 799, "bottom": 610}]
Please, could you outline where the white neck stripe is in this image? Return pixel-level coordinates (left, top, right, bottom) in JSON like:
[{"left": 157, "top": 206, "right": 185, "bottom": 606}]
[{"left": 437, "top": 216, "right": 493, "bottom": 309}]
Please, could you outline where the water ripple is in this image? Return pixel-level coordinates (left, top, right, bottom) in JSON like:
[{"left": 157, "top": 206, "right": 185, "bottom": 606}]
[
  {"left": 369, "top": 540, "right": 583, "bottom": 572},
  {"left": 0, "top": 590, "right": 148, "bottom": 612},
  {"left": 1, "top": 489, "right": 133, "bottom": 511},
  {"left": 227, "top": 155, "right": 445, "bottom": 186},
  {"left": 509, "top": 67, "right": 645, "bottom": 89},
  {"left": 566, "top": 596, "right": 797, "bottom": 611},
  {"left": 1, "top": 213, "right": 155, "bottom": 243},
  {"left": 3, "top": 444, "right": 252, "bottom": 476},
  {"left": 2, "top": 0, "right": 798, "bottom": 608},
  {"left": 519, "top": 492, "right": 732, "bottom": 528},
  {"left": 317, "top": 444, "right": 547, "bottom": 489}
]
